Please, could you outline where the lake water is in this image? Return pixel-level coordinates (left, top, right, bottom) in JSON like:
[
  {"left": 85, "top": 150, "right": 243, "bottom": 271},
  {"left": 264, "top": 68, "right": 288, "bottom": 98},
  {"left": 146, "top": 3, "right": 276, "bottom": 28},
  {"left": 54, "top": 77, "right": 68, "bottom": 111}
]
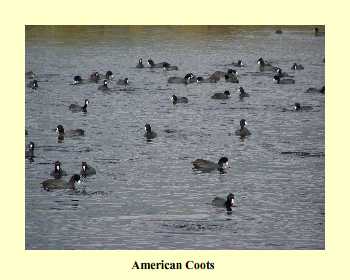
[{"left": 25, "top": 26, "right": 325, "bottom": 249}]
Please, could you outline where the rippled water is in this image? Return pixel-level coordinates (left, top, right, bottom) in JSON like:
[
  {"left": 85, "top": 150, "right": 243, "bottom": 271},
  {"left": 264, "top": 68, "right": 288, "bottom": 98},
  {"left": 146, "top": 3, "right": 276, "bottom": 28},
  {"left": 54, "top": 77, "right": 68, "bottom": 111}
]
[{"left": 25, "top": 26, "right": 325, "bottom": 249}]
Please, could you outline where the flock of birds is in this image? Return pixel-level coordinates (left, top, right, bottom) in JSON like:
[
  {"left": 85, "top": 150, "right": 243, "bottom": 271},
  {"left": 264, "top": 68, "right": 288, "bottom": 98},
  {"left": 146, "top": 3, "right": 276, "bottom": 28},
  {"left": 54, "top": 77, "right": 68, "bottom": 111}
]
[{"left": 25, "top": 27, "right": 324, "bottom": 212}]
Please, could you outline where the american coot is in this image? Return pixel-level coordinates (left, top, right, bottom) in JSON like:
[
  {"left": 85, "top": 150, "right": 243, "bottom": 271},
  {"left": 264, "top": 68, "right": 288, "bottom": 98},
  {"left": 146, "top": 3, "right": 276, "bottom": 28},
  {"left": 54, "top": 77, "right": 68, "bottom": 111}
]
[
  {"left": 163, "top": 65, "right": 178, "bottom": 71},
  {"left": 69, "top": 99, "right": 89, "bottom": 113},
  {"left": 116, "top": 78, "right": 129, "bottom": 86},
  {"left": 291, "top": 63, "right": 304, "bottom": 70},
  {"left": 90, "top": 72, "right": 101, "bottom": 83},
  {"left": 209, "top": 69, "right": 238, "bottom": 82},
  {"left": 73, "top": 75, "right": 83, "bottom": 85},
  {"left": 136, "top": 58, "right": 144, "bottom": 68},
  {"left": 195, "top": 76, "right": 217, "bottom": 83},
  {"left": 257, "top": 57, "right": 278, "bottom": 72},
  {"left": 192, "top": 157, "right": 230, "bottom": 173},
  {"left": 168, "top": 73, "right": 195, "bottom": 84},
  {"left": 171, "top": 95, "right": 188, "bottom": 104},
  {"left": 56, "top": 125, "right": 85, "bottom": 140},
  {"left": 227, "top": 69, "right": 238, "bottom": 77},
  {"left": 50, "top": 161, "right": 67, "bottom": 179},
  {"left": 28, "top": 80, "right": 38, "bottom": 89},
  {"left": 235, "top": 119, "right": 251, "bottom": 137},
  {"left": 225, "top": 74, "right": 239, "bottom": 83},
  {"left": 273, "top": 75, "right": 295, "bottom": 84},
  {"left": 41, "top": 174, "right": 81, "bottom": 191},
  {"left": 98, "top": 80, "right": 110, "bottom": 91},
  {"left": 293, "top": 103, "right": 313, "bottom": 111},
  {"left": 231, "top": 60, "right": 244, "bottom": 67},
  {"left": 211, "top": 90, "right": 230, "bottom": 100},
  {"left": 148, "top": 59, "right": 170, "bottom": 68},
  {"left": 185, "top": 73, "right": 197, "bottom": 83},
  {"left": 239, "top": 87, "right": 249, "bottom": 99},
  {"left": 306, "top": 86, "right": 324, "bottom": 94},
  {"left": 80, "top": 161, "right": 96, "bottom": 177},
  {"left": 144, "top": 124, "right": 157, "bottom": 140},
  {"left": 212, "top": 193, "right": 236, "bottom": 211},
  {"left": 25, "top": 142, "right": 35, "bottom": 159},
  {"left": 275, "top": 29, "right": 283, "bottom": 34},
  {"left": 104, "top": 70, "right": 114, "bottom": 80},
  {"left": 275, "top": 68, "right": 293, "bottom": 78}
]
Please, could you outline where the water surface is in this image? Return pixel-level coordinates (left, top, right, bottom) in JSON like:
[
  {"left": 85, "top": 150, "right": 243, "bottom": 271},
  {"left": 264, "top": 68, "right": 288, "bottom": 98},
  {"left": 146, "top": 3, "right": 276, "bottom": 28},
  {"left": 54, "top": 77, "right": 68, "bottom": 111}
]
[{"left": 25, "top": 26, "right": 324, "bottom": 249}]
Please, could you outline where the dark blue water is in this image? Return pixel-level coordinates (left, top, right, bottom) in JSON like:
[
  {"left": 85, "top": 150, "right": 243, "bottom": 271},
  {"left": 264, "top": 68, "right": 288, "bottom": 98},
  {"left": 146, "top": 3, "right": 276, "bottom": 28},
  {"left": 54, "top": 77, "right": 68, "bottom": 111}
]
[{"left": 25, "top": 26, "right": 324, "bottom": 249}]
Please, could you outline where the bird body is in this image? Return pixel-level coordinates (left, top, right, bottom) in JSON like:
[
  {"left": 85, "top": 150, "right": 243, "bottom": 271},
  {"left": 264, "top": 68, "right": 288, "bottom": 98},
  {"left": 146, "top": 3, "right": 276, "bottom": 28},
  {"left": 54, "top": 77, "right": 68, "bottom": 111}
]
[{"left": 42, "top": 174, "right": 81, "bottom": 191}]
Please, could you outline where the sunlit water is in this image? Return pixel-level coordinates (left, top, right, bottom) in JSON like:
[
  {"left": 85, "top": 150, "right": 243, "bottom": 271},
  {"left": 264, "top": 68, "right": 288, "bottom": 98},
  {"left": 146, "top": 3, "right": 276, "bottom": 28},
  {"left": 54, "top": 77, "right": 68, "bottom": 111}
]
[{"left": 25, "top": 26, "right": 324, "bottom": 249}]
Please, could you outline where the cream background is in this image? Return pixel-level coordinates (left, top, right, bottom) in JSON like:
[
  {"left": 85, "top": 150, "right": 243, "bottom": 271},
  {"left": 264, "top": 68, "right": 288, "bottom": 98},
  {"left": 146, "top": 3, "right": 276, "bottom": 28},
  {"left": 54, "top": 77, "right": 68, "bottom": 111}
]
[{"left": 1, "top": 0, "right": 348, "bottom": 278}]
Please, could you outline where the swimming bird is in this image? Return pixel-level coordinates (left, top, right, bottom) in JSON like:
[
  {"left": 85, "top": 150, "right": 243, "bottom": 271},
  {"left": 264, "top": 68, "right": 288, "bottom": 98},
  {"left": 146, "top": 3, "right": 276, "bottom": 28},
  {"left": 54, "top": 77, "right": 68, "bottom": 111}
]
[
  {"left": 273, "top": 75, "right": 295, "bottom": 84},
  {"left": 212, "top": 193, "right": 236, "bottom": 211},
  {"left": 211, "top": 90, "right": 231, "bottom": 99},
  {"left": 209, "top": 69, "right": 238, "bottom": 82},
  {"left": 98, "top": 79, "right": 110, "bottom": 91},
  {"left": 163, "top": 65, "right": 178, "bottom": 71},
  {"left": 144, "top": 124, "right": 157, "bottom": 140},
  {"left": 73, "top": 75, "right": 83, "bottom": 85},
  {"left": 28, "top": 80, "right": 38, "bottom": 89},
  {"left": 136, "top": 58, "right": 144, "bottom": 68},
  {"left": 168, "top": 73, "right": 195, "bottom": 84},
  {"left": 148, "top": 59, "right": 171, "bottom": 68},
  {"left": 69, "top": 99, "right": 89, "bottom": 113},
  {"left": 195, "top": 76, "right": 217, "bottom": 83},
  {"left": 41, "top": 174, "right": 81, "bottom": 191},
  {"left": 225, "top": 74, "right": 239, "bottom": 83},
  {"left": 275, "top": 68, "right": 293, "bottom": 78},
  {"left": 192, "top": 157, "right": 230, "bottom": 173},
  {"left": 227, "top": 69, "right": 238, "bottom": 77},
  {"left": 25, "top": 142, "right": 35, "bottom": 159},
  {"left": 235, "top": 119, "right": 251, "bottom": 137},
  {"left": 117, "top": 78, "right": 129, "bottom": 86},
  {"left": 238, "top": 87, "right": 249, "bottom": 99},
  {"left": 89, "top": 72, "right": 101, "bottom": 83},
  {"left": 80, "top": 161, "right": 96, "bottom": 177},
  {"left": 56, "top": 125, "right": 84, "bottom": 140},
  {"left": 293, "top": 102, "right": 313, "bottom": 111},
  {"left": 171, "top": 95, "right": 188, "bottom": 104},
  {"left": 231, "top": 60, "right": 245, "bottom": 67},
  {"left": 104, "top": 70, "right": 114, "bottom": 80},
  {"left": 291, "top": 63, "right": 304, "bottom": 70},
  {"left": 257, "top": 57, "right": 278, "bottom": 72},
  {"left": 50, "top": 161, "right": 67, "bottom": 179},
  {"left": 306, "top": 86, "right": 324, "bottom": 94}
]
